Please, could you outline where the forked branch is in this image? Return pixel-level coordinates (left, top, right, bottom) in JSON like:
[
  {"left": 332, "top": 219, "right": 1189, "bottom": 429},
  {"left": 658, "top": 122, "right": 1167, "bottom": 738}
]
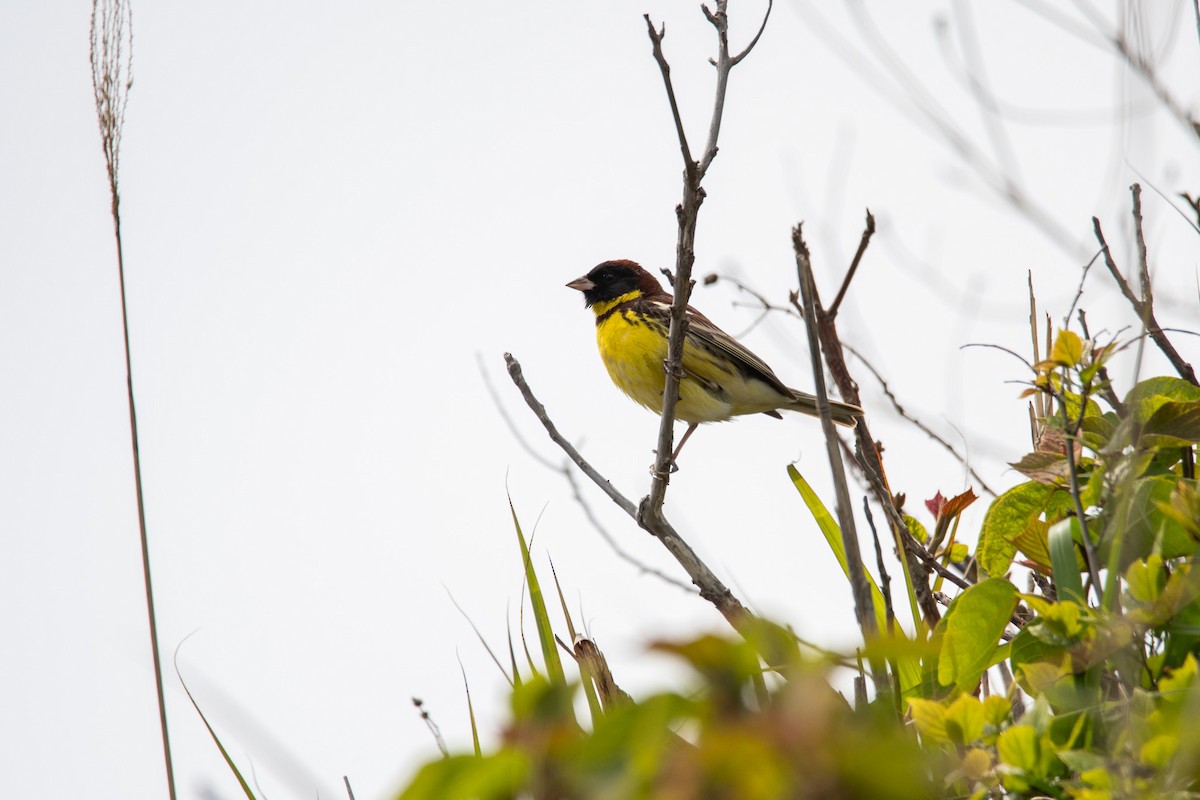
[
  {"left": 1093, "top": 184, "right": 1198, "bottom": 386},
  {"left": 642, "top": 0, "right": 772, "bottom": 521}
]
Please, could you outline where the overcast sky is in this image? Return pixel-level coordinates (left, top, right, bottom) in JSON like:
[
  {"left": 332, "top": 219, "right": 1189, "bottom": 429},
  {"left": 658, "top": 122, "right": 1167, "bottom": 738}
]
[{"left": 2, "top": 1, "right": 1197, "bottom": 798}]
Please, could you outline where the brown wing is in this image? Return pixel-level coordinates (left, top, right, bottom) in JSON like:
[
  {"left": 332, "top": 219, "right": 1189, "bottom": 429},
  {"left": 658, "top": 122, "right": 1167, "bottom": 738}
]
[{"left": 644, "top": 298, "right": 796, "bottom": 398}]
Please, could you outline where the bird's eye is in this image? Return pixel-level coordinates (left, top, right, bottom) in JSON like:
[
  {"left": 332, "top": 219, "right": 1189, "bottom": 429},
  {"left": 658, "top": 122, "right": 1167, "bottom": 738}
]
[{"left": 602, "top": 272, "right": 616, "bottom": 283}]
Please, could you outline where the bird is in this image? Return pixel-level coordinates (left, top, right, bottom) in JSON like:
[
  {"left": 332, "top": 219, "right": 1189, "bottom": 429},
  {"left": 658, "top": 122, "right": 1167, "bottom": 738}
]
[{"left": 567, "top": 259, "right": 862, "bottom": 464}]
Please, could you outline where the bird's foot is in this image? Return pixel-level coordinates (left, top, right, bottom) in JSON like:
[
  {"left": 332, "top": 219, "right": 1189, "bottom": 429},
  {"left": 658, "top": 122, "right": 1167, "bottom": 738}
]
[{"left": 649, "top": 454, "right": 679, "bottom": 478}]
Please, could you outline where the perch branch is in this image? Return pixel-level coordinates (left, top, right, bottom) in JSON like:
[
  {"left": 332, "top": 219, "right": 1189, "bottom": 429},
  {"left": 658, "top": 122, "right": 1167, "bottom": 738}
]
[{"left": 505, "top": 355, "right": 756, "bottom": 638}]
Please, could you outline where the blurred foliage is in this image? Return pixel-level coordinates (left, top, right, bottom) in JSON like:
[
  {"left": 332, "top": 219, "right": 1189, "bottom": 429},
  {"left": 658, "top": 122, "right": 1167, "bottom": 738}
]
[{"left": 399, "top": 327, "right": 1200, "bottom": 799}]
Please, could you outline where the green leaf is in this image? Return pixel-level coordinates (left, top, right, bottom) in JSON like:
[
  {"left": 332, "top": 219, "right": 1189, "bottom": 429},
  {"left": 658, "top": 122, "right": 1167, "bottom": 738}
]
[
  {"left": 977, "top": 482, "right": 1056, "bottom": 577},
  {"left": 398, "top": 751, "right": 530, "bottom": 800},
  {"left": 1140, "top": 735, "right": 1179, "bottom": 769},
  {"left": 1125, "top": 555, "right": 1165, "bottom": 604},
  {"left": 1010, "top": 624, "right": 1065, "bottom": 673},
  {"left": 946, "top": 542, "right": 969, "bottom": 562},
  {"left": 1060, "top": 391, "right": 1104, "bottom": 425},
  {"left": 906, "top": 697, "right": 949, "bottom": 743},
  {"left": 996, "top": 725, "right": 1040, "bottom": 791},
  {"left": 1159, "top": 653, "right": 1198, "bottom": 701},
  {"left": 1116, "top": 476, "right": 1198, "bottom": 568},
  {"left": 944, "top": 695, "right": 985, "bottom": 745},
  {"left": 1124, "top": 377, "right": 1200, "bottom": 423},
  {"left": 982, "top": 694, "right": 1012, "bottom": 727},
  {"left": 1012, "top": 519, "right": 1053, "bottom": 571},
  {"left": 1055, "top": 749, "right": 1107, "bottom": 775},
  {"left": 1048, "top": 518, "right": 1086, "bottom": 606},
  {"left": 905, "top": 514, "right": 929, "bottom": 544},
  {"left": 938, "top": 579, "right": 1019, "bottom": 692},
  {"left": 1142, "top": 399, "right": 1200, "bottom": 446},
  {"left": 997, "top": 725, "right": 1040, "bottom": 771}
]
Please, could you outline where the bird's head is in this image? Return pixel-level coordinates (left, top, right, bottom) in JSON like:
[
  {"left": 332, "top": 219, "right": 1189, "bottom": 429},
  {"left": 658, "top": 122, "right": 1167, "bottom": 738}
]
[{"left": 566, "top": 260, "right": 666, "bottom": 308}]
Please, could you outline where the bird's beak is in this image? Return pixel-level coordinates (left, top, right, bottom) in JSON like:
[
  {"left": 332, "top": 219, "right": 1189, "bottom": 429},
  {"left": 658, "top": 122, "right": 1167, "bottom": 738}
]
[{"left": 566, "top": 276, "right": 595, "bottom": 292}]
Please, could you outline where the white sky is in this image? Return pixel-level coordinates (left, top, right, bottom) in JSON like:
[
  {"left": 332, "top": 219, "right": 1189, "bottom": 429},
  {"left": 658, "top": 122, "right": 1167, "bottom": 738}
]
[{"left": 2, "top": 1, "right": 1197, "bottom": 798}]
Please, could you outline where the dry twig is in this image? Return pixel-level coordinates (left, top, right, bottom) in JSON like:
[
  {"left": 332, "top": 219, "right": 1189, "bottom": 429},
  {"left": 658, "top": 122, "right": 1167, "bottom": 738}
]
[
  {"left": 504, "top": 355, "right": 754, "bottom": 637},
  {"left": 1093, "top": 185, "right": 1198, "bottom": 386}
]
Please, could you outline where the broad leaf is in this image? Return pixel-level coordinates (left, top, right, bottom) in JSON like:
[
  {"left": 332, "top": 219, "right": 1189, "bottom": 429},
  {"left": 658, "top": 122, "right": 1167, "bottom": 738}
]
[{"left": 938, "top": 579, "right": 1019, "bottom": 692}]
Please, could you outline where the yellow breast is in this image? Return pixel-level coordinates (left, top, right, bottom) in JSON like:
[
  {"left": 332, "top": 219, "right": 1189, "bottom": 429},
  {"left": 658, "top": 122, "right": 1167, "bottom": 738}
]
[{"left": 594, "top": 308, "right": 740, "bottom": 424}]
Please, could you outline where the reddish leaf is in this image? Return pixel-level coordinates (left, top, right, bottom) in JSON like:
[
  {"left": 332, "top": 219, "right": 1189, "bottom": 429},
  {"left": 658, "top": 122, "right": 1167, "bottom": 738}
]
[
  {"left": 925, "top": 491, "right": 947, "bottom": 519},
  {"left": 940, "top": 489, "right": 979, "bottom": 520}
]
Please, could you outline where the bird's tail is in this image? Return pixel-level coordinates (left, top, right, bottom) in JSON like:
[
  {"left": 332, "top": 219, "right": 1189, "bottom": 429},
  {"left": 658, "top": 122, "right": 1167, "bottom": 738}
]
[{"left": 785, "top": 392, "right": 863, "bottom": 428}]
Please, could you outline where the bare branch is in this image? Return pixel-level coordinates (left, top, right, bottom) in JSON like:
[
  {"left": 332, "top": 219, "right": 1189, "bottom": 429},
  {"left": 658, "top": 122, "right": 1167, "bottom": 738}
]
[
  {"left": 504, "top": 355, "right": 637, "bottom": 518},
  {"left": 504, "top": 354, "right": 759, "bottom": 642},
  {"left": 731, "top": 0, "right": 774, "bottom": 65},
  {"left": 643, "top": 16, "right": 695, "bottom": 176},
  {"left": 1063, "top": 249, "right": 1102, "bottom": 328},
  {"left": 1076, "top": 310, "right": 1124, "bottom": 414},
  {"left": 793, "top": 227, "right": 882, "bottom": 661},
  {"left": 790, "top": 225, "right": 941, "bottom": 631},
  {"left": 843, "top": 343, "right": 997, "bottom": 497},
  {"left": 1092, "top": 189, "right": 1198, "bottom": 385},
  {"left": 862, "top": 497, "right": 896, "bottom": 634},
  {"left": 828, "top": 209, "right": 875, "bottom": 319},
  {"left": 480, "top": 356, "right": 694, "bottom": 591},
  {"left": 899, "top": 527, "right": 972, "bottom": 591},
  {"left": 643, "top": 0, "right": 769, "bottom": 516}
]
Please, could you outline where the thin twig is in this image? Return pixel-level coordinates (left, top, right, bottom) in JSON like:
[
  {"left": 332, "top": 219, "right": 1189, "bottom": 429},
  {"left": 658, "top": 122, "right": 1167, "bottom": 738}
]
[
  {"left": 730, "top": 0, "right": 773, "bottom": 65},
  {"left": 1076, "top": 310, "right": 1124, "bottom": 413},
  {"left": 505, "top": 356, "right": 637, "bottom": 516},
  {"left": 702, "top": 272, "right": 800, "bottom": 337},
  {"left": 899, "top": 527, "right": 972, "bottom": 591},
  {"left": 642, "top": 17, "right": 695, "bottom": 176},
  {"left": 794, "top": 227, "right": 884, "bottom": 677},
  {"left": 641, "top": 12, "right": 700, "bottom": 508},
  {"left": 1092, "top": 189, "right": 1198, "bottom": 385},
  {"left": 843, "top": 343, "right": 997, "bottom": 497},
  {"left": 1063, "top": 249, "right": 1103, "bottom": 327},
  {"left": 412, "top": 698, "right": 448, "bottom": 758},
  {"left": 479, "top": 356, "right": 692, "bottom": 590},
  {"left": 791, "top": 225, "right": 941, "bottom": 631},
  {"left": 828, "top": 209, "right": 875, "bottom": 318},
  {"left": 642, "top": 0, "right": 771, "bottom": 521},
  {"left": 561, "top": 467, "right": 694, "bottom": 592},
  {"left": 863, "top": 497, "right": 895, "bottom": 634},
  {"left": 505, "top": 354, "right": 757, "bottom": 639}
]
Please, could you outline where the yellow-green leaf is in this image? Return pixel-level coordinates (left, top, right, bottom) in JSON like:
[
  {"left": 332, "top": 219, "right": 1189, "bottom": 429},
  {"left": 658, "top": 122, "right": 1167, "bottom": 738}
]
[
  {"left": 939, "top": 579, "right": 1019, "bottom": 691},
  {"left": 907, "top": 697, "right": 949, "bottom": 744},
  {"left": 944, "top": 695, "right": 985, "bottom": 744},
  {"left": 996, "top": 724, "right": 1039, "bottom": 770},
  {"left": 1051, "top": 330, "right": 1084, "bottom": 367}
]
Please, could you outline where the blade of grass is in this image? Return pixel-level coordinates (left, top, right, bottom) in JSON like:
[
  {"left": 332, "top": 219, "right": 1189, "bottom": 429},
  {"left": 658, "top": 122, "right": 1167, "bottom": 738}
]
[
  {"left": 789, "top": 466, "right": 924, "bottom": 694},
  {"left": 550, "top": 559, "right": 602, "bottom": 723},
  {"left": 174, "top": 648, "right": 255, "bottom": 799},
  {"left": 509, "top": 497, "right": 566, "bottom": 686},
  {"left": 444, "top": 587, "right": 513, "bottom": 687},
  {"left": 789, "top": 466, "right": 890, "bottom": 631},
  {"left": 457, "top": 656, "right": 482, "bottom": 758}
]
